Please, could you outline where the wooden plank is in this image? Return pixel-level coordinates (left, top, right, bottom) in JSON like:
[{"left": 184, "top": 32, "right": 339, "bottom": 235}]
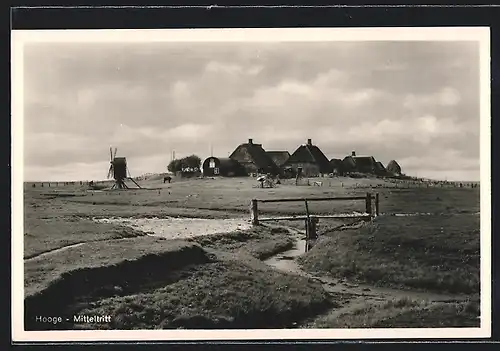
[
  {"left": 258, "top": 196, "right": 367, "bottom": 203},
  {"left": 258, "top": 214, "right": 371, "bottom": 221}
]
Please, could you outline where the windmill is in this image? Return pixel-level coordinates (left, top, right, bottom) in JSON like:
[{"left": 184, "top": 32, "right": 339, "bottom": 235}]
[{"left": 107, "top": 147, "right": 142, "bottom": 189}]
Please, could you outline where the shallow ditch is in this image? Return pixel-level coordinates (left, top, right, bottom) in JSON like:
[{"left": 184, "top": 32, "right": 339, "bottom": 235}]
[
  {"left": 260, "top": 222, "right": 473, "bottom": 313},
  {"left": 90, "top": 215, "right": 470, "bottom": 304},
  {"left": 24, "top": 243, "right": 214, "bottom": 331},
  {"left": 26, "top": 215, "right": 474, "bottom": 330}
]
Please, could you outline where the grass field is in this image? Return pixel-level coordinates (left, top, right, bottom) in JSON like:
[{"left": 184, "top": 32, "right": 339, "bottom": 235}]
[
  {"left": 22, "top": 175, "right": 482, "bottom": 330},
  {"left": 299, "top": 214, "right": 480, "bottom": 294}
]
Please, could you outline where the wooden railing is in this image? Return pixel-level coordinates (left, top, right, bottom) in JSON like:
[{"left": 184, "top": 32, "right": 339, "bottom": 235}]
[
  {"left": 250, "top": 193, "right": 379, "bottom": 252},
  {"left": 250, "top": 192, "right": 379, "bottom": 225}
]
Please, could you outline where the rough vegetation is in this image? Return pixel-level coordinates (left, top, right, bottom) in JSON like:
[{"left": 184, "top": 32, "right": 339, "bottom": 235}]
[
  {"left": 299, "top": 215, "right": 480, "bottom": 295},
  {"left": 307, "top": 297, "right": 480, "bottom": 328},
  {"left": 22, "top": 176, "right": 482, "bottom": 330}
]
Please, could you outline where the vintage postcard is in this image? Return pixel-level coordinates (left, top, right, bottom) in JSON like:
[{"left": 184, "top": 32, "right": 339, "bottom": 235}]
[{"left": 11, "top": 27, "right": 491, "bottom": 342}]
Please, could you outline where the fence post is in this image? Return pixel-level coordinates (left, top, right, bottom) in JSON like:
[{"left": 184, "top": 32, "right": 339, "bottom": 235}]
[
  {"left": 375, "top": 193, "right": 379, "bottom": 217},
  {"left": 309, "top": 216, "right": 318, "bottom": 240},
  {"left": 365, "top": 192, "right": 372, "bottom": 218},
  {"left": 250, "top": 199, "right": 259, "bottom": 225}
]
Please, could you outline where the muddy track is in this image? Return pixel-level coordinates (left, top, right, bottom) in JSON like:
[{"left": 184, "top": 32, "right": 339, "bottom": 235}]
[{"left": 262, "top": 222, "right": 473, "bottom": 327}]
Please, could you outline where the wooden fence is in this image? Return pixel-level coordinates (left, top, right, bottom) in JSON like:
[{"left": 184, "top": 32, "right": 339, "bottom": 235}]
[
  {"left": 250, "top": 193, "right": 379, "bottom": 252},
  {"left": 250, "top": 192, "right": 379, "bottom": 225}
]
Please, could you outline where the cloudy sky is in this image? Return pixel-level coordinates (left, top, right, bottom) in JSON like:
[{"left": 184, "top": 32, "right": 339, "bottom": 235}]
[{"left": 23, "top": 40, "right": 480, "bottom": 181}]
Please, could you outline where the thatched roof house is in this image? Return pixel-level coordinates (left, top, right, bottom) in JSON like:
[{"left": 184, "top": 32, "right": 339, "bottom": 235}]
[
  {"left": 229, "top": 139, "right": 280, "bottom": 175},
  {"left": 341, "top": 155, "right": 357, "bottom": 173},
  {"left": 202, "top": 157, "right": 246, "bottom": 177},
  {"left": 352, "top": 156, "right": 378, "bottom": 174},
  {"left": 341, "top": 151, "right": 382, "bottom": 175},
  {"left": 284, "top": 139, "right": 331, "bottom": 177},
  {"left": 266, "top": 151, "right": 291, "bottom": 167},
  {"left": 386, "top": 160, "right": 402, "bottom": 176}
]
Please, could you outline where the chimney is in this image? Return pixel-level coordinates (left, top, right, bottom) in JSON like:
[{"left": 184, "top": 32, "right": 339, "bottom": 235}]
[
  {"left": 248, "top": 138, "right": 253, "bottom": 145},
  {"left": 352, "top": 151, "right": 356, "bottom": 157},
  {"left": 307, "top": 138, "right": 312, "bottom": 146}
]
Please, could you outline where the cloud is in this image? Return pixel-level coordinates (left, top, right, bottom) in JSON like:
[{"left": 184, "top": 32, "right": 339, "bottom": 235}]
[
  {"left": 205, "top": 61, "right": 263, "bottom": 76},
  {"left": 21, "top": 40, "right": 481, "bottom": 181},
  {"left": 403, "top": 87, "right": 462, "bottom": 109}
]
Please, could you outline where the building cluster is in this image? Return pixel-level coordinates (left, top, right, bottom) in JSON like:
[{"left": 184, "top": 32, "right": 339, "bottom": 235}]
[{"left": 202, "top": 138, "right": 402, "bottom": 178}]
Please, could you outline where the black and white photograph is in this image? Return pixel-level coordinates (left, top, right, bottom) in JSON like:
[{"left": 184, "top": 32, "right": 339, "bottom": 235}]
[{"left": 11, "top": 27, "right": 491, "bottom": 341}]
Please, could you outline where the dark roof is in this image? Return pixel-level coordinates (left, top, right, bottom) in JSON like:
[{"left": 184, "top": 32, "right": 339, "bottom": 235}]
[
  {"left": 266, "top": 151, "right": 290, "bottom": 167},
  {"left": 230, "top": 142, "right": 279, "bottom": 171},
  {"left": 387, "top": 160, "right": 402, "bottom": 174},
  {"left": 286, "top": 143, "right": 331, "bottom": 173},
  {"left": 375, "top": 161, "right": 386, "bottom": 171},
  {"left": 342, "top": 156, "right": 357, "bottom": 169},
  {"left": 352, "top": 156, "right": 377, "bottom": 170}
]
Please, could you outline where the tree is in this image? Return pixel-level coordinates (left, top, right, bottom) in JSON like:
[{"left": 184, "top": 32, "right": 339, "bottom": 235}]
[
  {"left": 183, "top": 155, "right": 201, "bottom": 171},
  {"left": 167, "top": 159, "right": 182, "bottom": 173},
  {"left": 168, "top": 155, "right": 201, "bottom": 173}
]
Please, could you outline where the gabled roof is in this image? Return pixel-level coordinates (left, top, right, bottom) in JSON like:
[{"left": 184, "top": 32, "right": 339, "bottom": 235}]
[
  {"left": 230, "top": 142, "right": 279, "bottom": 171},
  {"left": 342, "top": 156, "right": 357, "bottom": 169},
  {"left": 286, "top": 142, "right": 331, "bottom": 173},
  {"left": 387, "top": 160, "right": 402, "bottom": 174},
  {"left": 352, "top": 156, "right": 377, "bottom": 170},
  {"left": 375, "top": 161, "right": 386, "bottom": 171},
  {"left": 266, "top": 151, "right": 290, "bottom": 167}
]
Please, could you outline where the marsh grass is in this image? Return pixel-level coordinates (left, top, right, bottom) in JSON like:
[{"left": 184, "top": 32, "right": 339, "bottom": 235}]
[
  {"left": 299, "top": 215, "right": 480, "bottom": 295},
  {"left": 311, "top": 297, "right": 480, "bottom": 328}
]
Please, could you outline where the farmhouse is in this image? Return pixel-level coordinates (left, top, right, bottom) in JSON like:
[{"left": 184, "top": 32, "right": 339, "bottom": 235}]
[
  {"left": 341, "top": 155, "right": 357, "bottom": 174},
  {"left": 341, "top": 151, "right": 384, "bottom": 175},
  {"left": 202, "top": 157, "right": 247, "bottom": 177},
  {"left": 284, "top": 139, "right": 332, "bottom": 177},
  {"left": 229, "top": 139, "right": 280, "bottom": 175},
  {"left": 353, "top": 156, "right": 377, "bottom": 174},
  {"left": 387, "top": 160, "right": 402, "bottom": 176}
]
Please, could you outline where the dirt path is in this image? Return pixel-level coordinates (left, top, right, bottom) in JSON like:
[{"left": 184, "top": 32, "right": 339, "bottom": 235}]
[{"left": 262, "top": 224, "right": 471, "bottom": 327}]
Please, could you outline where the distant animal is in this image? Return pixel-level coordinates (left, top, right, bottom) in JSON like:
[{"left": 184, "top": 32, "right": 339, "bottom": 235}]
[
  {"left": 163, "top": 176, "right": 172, "bottom": 184},
  {"left": 313, "top": 181, "right": 323, "bottom": 187}
]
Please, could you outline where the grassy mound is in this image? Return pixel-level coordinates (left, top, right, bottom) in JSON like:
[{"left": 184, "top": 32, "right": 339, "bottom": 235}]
[
  {"left": 24, "top": 238, "right": 213, "bottom": 330},
  {"left": 25, "top": 237, "right": 206, "bottom": 297},
  {"left": 309, "top": 297, "right": 480, "bottom": 328},
  {"left": 74, "top": 257, "right": 334, "bottom": 330},
  {"left": 187, "top": 225, "right": 295, "bottom": 260},
  {"left": 25, "top": 235, "right": 334, "bottom": 330},
  {"left": 299, "top": 215, "right": 480, "bottom": 295},
  {"left": 24, "top": 217, "right": 148, "bottom": 259}
]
